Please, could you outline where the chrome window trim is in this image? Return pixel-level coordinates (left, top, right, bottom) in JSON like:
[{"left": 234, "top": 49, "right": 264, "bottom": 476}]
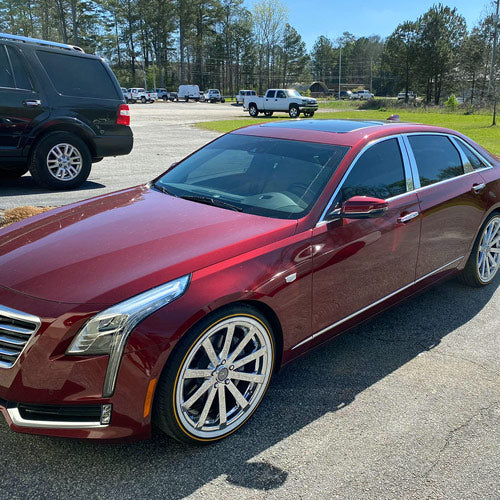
[
  {"left": 317, "top": 134, "right": 413, "bottom": 226},
  {"left": 449, "top": 136, "right": 474, "bottom": 174},
  {"left": 7, "top": 407, "right": 107, "bottom": 429},
  {"left": 450, "top": 135, "right": 493, "bottom": 170},
  {"left": 291, "top": 256, "right": 464, "bottom": 350},
  {"left": 0, "top": 304, "right": 41, "bottom": 370}
]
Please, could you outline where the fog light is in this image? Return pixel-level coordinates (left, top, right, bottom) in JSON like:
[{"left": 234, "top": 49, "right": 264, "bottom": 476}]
[{"left": 101, "top": 404, "right": 112, "bottom": 425}]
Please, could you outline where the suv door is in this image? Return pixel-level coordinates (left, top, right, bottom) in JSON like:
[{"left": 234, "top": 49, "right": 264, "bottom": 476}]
[
  {"left": 309, "top": 137, "right": 421, "bottom": 340},
  {"left": 405, "top": 134, "right": 488, "bottom": 278},
  {"left": 0, "top": 44, "right": 47, "bottom": 159}
]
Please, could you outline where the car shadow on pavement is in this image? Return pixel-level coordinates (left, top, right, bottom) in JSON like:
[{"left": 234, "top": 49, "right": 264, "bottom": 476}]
[
  {"left": 0, "top": 176, "right": 105, "bottom": 196},
  {"left": 0, "top": 276, "right": 498, "bottom": 498}
]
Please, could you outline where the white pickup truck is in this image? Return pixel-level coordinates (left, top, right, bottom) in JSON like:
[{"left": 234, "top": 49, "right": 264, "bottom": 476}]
[
  {"left": 243, "top": 89, "right": 318, "bottom": 118},
  {"left": 124, "top": 88, "right": 156, "bottom": 104}
]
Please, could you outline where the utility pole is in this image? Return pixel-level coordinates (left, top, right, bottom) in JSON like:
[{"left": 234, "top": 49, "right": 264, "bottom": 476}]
[
  {"left": 491, "top": 0, "right": 500, "bottom": 125},
  {"left": 338, "top": 47, "right": 342, "bottom": 100},
  {"left": 370, "top": 57, "right": 373, "bottom": 93}
]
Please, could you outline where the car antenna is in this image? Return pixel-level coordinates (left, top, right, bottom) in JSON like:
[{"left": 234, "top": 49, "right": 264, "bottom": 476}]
[{"left": 387, "top": 114, "right": 400, "bottom": 122}]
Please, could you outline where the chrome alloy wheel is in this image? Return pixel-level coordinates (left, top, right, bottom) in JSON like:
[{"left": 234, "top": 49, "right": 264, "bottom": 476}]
[
  {"left": 175, "top": 316, "right": 273, "bottom": 439},
  {"left": 477, "top": 216, "right": 500, "bottom": 283},
  {"left": 46, "top": 143, "right": 83, "bottom": 181}
]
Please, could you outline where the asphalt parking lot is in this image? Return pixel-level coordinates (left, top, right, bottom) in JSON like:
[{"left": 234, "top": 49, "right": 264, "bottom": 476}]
[{"left": 0, "top": 103, "right": 499, "bottom": 499}]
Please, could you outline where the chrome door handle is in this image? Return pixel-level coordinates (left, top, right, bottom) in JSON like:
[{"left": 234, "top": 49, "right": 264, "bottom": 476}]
[
  {"left": 472, "top": 183, "right": 486, "bottom": 194},
  {"left": 23, "top": 99, "right": 41, "bottom": 107},
  {"left": 397, "top": 211, "right": 419, "bottom": 223}
]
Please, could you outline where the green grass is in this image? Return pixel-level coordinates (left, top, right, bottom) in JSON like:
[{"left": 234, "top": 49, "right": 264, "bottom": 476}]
[{"left": 196, "top": 108, "right": 500, "bottom": 155}]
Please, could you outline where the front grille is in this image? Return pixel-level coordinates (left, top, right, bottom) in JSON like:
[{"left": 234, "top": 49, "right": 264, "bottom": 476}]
[{"left": 0, "top": 305, "right": 41, "bottom": 368}]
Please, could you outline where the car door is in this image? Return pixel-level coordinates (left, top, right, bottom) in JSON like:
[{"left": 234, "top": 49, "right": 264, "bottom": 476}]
[
  {"left": 403, "top": 134, "right": 488, "bottom": 278},
  {"left": 0, "top": 44, "right": 47, "bottom": 158},
  {"left": 275, "top": 90, "right": 288, "bottom": 111},
  {"left": 264, "top": 90, "right": 275, "bottom": 110},
  {"left": 309, "top": 137, "right": 421, "bottom": 340}
]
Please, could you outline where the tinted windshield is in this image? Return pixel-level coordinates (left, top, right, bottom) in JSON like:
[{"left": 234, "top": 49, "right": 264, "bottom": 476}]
[
  {"left": 286, "top": 89, "right": 302, "bottom": 98},
  {"left": 154, "top": 134, "right": 348, "bottom": 219}
]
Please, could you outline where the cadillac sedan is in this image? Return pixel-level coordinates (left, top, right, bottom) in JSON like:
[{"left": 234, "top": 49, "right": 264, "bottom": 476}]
[{"left": 0, "top": 119, "right": 499, "bottom": 443}]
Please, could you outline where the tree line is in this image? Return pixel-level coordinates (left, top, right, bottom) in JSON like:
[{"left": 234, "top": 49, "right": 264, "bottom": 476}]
[{"left": 0, "top": 0, "right": 498, "bottom": 104}]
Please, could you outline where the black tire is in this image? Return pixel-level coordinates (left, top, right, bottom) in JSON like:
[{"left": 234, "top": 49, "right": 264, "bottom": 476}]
[
  {"left": 154, "top": 303, "right": 275, "bottom": 444},
  {"left": 264, "top": 111, "right": 273, "bottom": 117},
  {"left": 185, "top": 97, "right": 189, "bottom": 102},
  {"left": 459, "top": 212, "right": 500, "bottom": 287},
  {"left": 249, "top": 104, "right": 258, "bottom": 117},
  {"left": 289, "top": 104, "right": 299, "bottom": 118},
  {"left": 0, "top": 163, "right": 29, "bottom": 179},
  {"left": 221, "top": 98, "right": 225, "bottom": 103},
  {"left": 29, "top": 132, "right": 91, "bottom": 190},
  {"left": 141, "top": 96, "right": 146, "bottom": 103},
  {"left": 163, "top": 96, "right": 168, "bottom": 101},
  {"left": 125, "top": 97, "right": 129, "bottom": 104}
]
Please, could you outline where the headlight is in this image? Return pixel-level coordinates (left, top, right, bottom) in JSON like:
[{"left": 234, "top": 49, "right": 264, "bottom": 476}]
[{"left": 67, "top": 275, "right": 190, "bottom": 397}]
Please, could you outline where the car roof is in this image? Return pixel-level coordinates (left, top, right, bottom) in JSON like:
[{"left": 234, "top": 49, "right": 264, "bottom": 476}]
[{"left": 231, "top": 119, "right": 465, "bottom": 148}]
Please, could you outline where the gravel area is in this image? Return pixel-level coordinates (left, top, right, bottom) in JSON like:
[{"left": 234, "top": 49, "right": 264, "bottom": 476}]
[{"left": 0, "top": 103, "right": 499, "bottom": 500}]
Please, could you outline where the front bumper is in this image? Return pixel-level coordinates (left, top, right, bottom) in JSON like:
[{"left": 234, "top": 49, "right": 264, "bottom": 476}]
[{"left": 0, "top": 287, "right": 171, "bottom": 441}]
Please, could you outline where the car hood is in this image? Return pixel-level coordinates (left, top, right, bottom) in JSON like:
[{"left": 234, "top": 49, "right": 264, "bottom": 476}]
[{"left": 0, "top": 186, "right": 296, "bottom": 305}]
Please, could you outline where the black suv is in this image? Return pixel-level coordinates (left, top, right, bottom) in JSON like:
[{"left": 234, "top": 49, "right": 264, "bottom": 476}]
[{"left": 0, "top": 33, "right": 133, "bottom": 189}]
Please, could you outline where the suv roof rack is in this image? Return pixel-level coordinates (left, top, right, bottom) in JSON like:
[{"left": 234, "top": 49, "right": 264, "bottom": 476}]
[{"left": 0, "top": 32, "right": 85, "bottom": 53}]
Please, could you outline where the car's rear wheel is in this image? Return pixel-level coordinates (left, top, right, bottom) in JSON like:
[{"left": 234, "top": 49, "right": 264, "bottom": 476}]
[
  {"left": 154, "top": 304, "right": 275, "bottom": 444},
  {"left": 0, "top": 163, "right": 29, "bottom": 179},
  {"left": 29, "top": 132, "right": 91, "bottom": 190},
  {"left": 460, "top": 213, "right": 500, "bottom": 286},
  {"left": 264, "top": 111, "right": 273, "bottom": 117},
  {"left": 289, "top": 105, "right": 299, "bottom": 118},
  {"left": 249, "top": 104, "right": 259, "bottom": 117}
]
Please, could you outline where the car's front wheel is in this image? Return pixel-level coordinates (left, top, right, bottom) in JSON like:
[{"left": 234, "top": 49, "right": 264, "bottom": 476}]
[
  {"left": 154, "top": 304, "right": 275, "bottom": 444},
  {"left": 460, "top": 213, "right": 500, "bottom": 286},
  {"left": 289, "top": 105, "right": 299, "bottom": 118},
  {"left": 29, "top": 132, "right": 91, "bottom": 190}
]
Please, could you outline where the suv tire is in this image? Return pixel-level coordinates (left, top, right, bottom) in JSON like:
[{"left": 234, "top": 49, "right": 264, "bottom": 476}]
[{"left": 29, "top": 132, "right": 92, "bottom": 190}]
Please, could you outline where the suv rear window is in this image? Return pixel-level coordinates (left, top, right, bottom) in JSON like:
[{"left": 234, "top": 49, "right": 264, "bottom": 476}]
[{"left": 37, "top": 50, "right": 119, "bottom": 99}]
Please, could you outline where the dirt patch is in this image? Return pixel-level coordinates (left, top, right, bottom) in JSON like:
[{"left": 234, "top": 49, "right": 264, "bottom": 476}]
[{"left": 0, "top": 206, "right": 54, "bottom": 228}]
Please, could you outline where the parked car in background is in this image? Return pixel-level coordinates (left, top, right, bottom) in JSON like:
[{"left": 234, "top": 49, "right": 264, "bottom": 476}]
[
  {"left": 350, "top": 90, "right": 374, "bottom": 100},
  {"left": 397, "top": 91, "right": 417, "bottom": 101},
  {"left": 0, "top": 33, "right": 132, "bottom": 189},
  {"left": 334, "top": 90, "right": 353, "bottom": 100},
  {"left": 201, "top": 89, "right": 225, "bottom": 103},
  {"left": 236, "top": 89, "right": 257, "bottom": 105},
  {"left": 124, "top": 88, "right": 155, "bottom": 103},
  {"left": 151, "top": 88, "right": 169, "bottom": 101},
  {"left": 121, "top": 87, "right": 127, "bottom": 96},
  {"left": 178, "top": 84, "right": 201, "bottom": 102},
  {"left": 243, "top": 89, "right": 318, "bottom": 118},
  {"left": 0, "top": 119, "right": 498, "bottom": 443},
  {"left": 168, "top": 91, "right": 178, "bottom": 102}
]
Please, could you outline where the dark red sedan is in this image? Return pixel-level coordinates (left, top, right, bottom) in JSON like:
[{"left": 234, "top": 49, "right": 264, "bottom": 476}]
[{"left": 0, "top": 119, "right": 499, "bottom": 443}]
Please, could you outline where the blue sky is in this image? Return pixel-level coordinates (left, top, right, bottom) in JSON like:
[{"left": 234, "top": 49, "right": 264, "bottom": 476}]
[{"left": 245, "top": 0, "right": 491, "bottom": 49}]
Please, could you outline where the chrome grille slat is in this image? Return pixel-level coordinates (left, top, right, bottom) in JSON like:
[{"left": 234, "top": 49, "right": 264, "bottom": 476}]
[
  {"left": 0, "top": 323, "right": 34, "bottom": 336},
  {"left": 0, "top": 305, "right": 41, "bottom": 369}
]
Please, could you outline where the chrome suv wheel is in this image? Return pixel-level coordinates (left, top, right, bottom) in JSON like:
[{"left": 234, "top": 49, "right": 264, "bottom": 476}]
[
  {"left": 460, "top": 213, "right": 500, "bottom": 287},
  {"left": 154, "top": 306, "right": 275, "bottom": 443},
  {"left": 46, "top": 143, "right": 83, "bottom": 181}
]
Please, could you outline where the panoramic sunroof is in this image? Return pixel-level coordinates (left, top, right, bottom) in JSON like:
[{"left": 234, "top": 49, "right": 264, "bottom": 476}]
[{"left": 260, "top": 119, "right": 385, "bottom": 133}]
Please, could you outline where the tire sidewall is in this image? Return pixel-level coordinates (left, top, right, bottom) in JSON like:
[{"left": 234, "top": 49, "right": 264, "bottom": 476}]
[{"left": 474, "top": 214, "right": 500, "bottom": 285}]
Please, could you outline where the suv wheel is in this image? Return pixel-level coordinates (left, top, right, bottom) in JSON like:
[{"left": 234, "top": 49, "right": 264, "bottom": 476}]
[
  {"left": 29, "top": 132, "right": 91, "bottom": 190},
  {"left": 0, "top": 163, "right": 29, "bottom": 179},
  {"left": 289, "top": 105, "right": 299, "bottom": 118}
]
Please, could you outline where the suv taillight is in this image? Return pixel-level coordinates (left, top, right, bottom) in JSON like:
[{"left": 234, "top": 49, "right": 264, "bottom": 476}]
[{"left": 117, "top": 104, "right": 130, "bottom": 126}]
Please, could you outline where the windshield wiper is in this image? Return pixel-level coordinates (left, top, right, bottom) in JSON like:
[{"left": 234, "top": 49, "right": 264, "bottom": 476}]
[
  {"left": 180, "top": 194, "right": 242, "bottom": 212},
  {"left": 152, "top": 183, "right": 174, "bottom": 196}
]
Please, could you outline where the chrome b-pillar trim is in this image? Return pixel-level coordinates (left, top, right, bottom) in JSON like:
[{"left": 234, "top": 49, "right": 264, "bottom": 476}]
[{"left": 291, "top": 256, "right": 464, "bottom": 350}]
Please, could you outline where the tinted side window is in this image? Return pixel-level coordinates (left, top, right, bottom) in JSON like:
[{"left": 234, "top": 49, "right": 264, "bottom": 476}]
[
  {"left": 457, "top": 141, "right": 487, "bottom": 170},
  {"left": 6, "top": 46, "right": 32, "bottom": 90},
  {"left": 0, "top": 45, "right": 15, "bottom": 88},
  {"left": 37, "top": 51, "right": 119, "bottom": 99},
  {"left": 408, "top": 135, "right": 464, "bottom": 187},
  {"left": 340, "top": 138, "right": 406, "bottom": 201},
  {"left": 267, "top": 90, "right": 275, "bottom": 98},
  {"left": 276, "top": 90, "right": 286, "bottom": 98}
]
